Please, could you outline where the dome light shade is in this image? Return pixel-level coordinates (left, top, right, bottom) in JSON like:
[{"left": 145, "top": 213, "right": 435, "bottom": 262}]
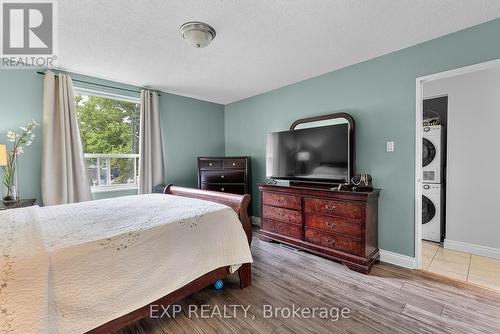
[{"left": 180, "top": 22, "right": 216, "bottom": 48}]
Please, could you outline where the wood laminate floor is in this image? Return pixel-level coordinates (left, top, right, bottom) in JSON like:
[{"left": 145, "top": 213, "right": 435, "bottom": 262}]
[{"left": 116, "top": 230, "right": 500, "bottom": 334}]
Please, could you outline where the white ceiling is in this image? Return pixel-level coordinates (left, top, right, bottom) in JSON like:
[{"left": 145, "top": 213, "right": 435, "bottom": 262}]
[{"left": 58, "top": 0, "right": 500, "bottom": 104}]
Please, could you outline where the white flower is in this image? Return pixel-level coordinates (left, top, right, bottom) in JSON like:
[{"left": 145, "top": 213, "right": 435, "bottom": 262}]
[
  {"left": 16, "top": 147, "right": 24, "bottom": 155},
  {"left": 6, "top": 131, "right": 17, "bottom": 142},
  {"left": 6, "top": 122, "right": 38, "bottom": 148}
]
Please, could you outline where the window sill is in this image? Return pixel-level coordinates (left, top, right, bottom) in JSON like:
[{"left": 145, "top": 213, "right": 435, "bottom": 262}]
[{"left": 91, "top": 185, "right": 139, "bottom": 194}]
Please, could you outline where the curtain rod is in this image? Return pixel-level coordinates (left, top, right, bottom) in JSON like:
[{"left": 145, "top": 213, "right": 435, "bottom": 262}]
[{"left": 36, "top": 71, "right": 161, "bottom": 96}]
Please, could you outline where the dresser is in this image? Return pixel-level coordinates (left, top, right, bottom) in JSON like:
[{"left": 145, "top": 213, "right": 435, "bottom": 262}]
[
  {"left": 259, "top": 184, "right": 379, "bottom": 274},
  {"left": 198, "top": 156, "right": 251, "bottom": 197}
]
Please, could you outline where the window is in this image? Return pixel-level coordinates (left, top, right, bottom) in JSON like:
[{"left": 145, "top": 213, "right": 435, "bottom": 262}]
[{"left": 75, "top": 89, "right": 140, "bottom": 192}]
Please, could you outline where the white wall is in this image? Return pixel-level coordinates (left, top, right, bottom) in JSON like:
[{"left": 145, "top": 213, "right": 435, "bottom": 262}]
[{"left": 424, "top": 66, "right": 500, "bottom": 256}]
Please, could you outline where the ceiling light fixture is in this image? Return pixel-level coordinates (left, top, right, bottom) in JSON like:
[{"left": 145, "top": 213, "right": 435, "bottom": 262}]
[{"left": 179, "top": 21, "right": 216, "bottom": 48}]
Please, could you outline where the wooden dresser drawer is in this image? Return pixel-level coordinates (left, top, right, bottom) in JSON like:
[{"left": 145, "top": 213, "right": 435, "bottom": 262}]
[
  {"left": 200, "top": 183, "right": 246, "bottom": 194},
  {"left": 223, "top": 158, "right": 247, "bottom": 169},
  {"left": 304, "top": 198, "right": 362, "bottom": 219},
  {"left": 305, "top": 214, "right": 362, "bottom": 238},
  {"left": 262, "top": 220, "right": 302, "bottom": 239},
  {"left": 199, "top": 159, "right": 223, "bottom": 170},
  {"left": 262, "top": 192, "right": 301, "bottom": 210},
  {"left": 200, "top": 170, "right": 245, "bottom": 183},
  {"left": 305, "top": 228, "right": 363, "bottom": 256},
  {"left": 262, "top": 205, "right": 302, "bottom": 225}
]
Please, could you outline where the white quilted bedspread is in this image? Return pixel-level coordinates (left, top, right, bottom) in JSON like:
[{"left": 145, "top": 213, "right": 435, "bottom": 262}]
[{"left": 0, "top": 194, "right": 253, "bottom": 334}]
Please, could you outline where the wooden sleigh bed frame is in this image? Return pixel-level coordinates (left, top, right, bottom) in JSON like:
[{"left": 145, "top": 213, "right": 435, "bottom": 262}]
[{"left": 86, "top": 185, "right": 253, "bottom": 334}]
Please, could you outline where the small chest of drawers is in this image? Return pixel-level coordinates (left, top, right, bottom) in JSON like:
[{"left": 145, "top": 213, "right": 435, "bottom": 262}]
[
  {"left": 198, "top": 156, "right": 251, "bottom": 198},
  {"left": 259, "top": 184, "right": 380, "bottom": 274}
]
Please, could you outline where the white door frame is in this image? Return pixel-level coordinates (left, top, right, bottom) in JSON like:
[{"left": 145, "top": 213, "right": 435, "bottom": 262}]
[{"left": 414, "top": 58, "right": 500, "bottom": 269}]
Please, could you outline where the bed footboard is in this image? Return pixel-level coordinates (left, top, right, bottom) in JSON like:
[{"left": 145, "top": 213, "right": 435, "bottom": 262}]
[{"left": 163, "top": 185, "right": 253, "bottom": 244}]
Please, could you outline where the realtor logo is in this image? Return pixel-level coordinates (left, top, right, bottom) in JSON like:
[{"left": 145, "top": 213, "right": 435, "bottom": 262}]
[
  {"left": 2, "top": 1, "right": 53, "bottom": 54},
  {"left": 1, "top": 0, "right": 57, "bottom": 68}
]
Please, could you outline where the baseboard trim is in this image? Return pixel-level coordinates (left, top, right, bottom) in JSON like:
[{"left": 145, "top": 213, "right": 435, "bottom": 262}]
[
  {"left": 251, "top": 216, "right": 261, "bottom": 226},
  {"left": 379, "top": 249, "right": 416, "bottom": 269},
  {"left": 444, "top": 239, "right": 500, "bottom": 260}
]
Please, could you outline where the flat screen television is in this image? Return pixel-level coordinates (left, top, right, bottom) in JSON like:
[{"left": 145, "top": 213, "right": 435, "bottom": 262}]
[{"left": 266, "top": 123, "right": 350, "bottom": 184}]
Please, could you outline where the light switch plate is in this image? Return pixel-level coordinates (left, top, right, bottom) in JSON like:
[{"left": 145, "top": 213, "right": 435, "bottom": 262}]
[{"left": 386, "top": 141, "right": 394, "bottom": 152}]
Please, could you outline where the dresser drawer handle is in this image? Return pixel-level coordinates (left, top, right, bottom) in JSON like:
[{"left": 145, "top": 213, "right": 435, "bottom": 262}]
[
  {"left": 220, "top": 174, "right": 225, "bottom": 179},
  {"left": 326, "top": 222, "right": 336, "bottom": 228},
  {"left": 277, "top": 225, "right": 285, "bottom": 233},
  {"left": 209, "top": 162, "right": 213, "bottom": 167},
  {"left": 325, "top": 204, "right": 336, "bottom": 211},
  {"left": 277, "top": 211, "right": 284, "bottom": 217},
  {"left": 220, "top": 187, "right": 225, "bottom": 191},
  {"left": 327, "top": 239, "right": 336, "bottom": 245},
  {"left": 232, "top": 162, "right": 236, "bottom": 166}
]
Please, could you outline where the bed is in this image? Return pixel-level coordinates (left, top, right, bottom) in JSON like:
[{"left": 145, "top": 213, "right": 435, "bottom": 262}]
[{"left": 0, "top": 185, "right": 253, "bottom": 334}]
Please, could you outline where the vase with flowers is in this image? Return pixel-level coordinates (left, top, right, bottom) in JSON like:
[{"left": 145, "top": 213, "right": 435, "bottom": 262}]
[{"left": 2, "top": 120, "right": 38, "bottom": 204}]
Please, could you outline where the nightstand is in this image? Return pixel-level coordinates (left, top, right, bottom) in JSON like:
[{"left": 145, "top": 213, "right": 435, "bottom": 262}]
[{"left": 0, "top": 199, "right": 36, "bottom": 210}]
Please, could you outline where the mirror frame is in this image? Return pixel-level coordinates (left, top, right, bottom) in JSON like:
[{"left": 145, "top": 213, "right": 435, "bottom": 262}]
[{"left": 290, "top": 112, "right": 356, "bottom": 182}]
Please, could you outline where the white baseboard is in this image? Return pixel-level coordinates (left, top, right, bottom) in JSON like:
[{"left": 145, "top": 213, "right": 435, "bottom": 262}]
[
  {"left": 251, "top": 216, "right": 261, "bottom": 226},
  {"left": 444, "top": 239, "right": 500, "bottom": 260},
  {"left": 379, "top": 249, "right": 416, "bottom": 269}
]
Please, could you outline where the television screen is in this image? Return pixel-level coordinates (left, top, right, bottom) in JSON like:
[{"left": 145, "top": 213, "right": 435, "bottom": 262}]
[{"left": 266, "top": 123, "right": 349, "bottom": 183}]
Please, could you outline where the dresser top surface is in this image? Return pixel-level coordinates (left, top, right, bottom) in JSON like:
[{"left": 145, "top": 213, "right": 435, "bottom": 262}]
[
  {"left": 258, "top": 183, "right": 380, "bottom": 200},
  {"left": 198, "top": 156, "right": 250, "bottom": 159}
]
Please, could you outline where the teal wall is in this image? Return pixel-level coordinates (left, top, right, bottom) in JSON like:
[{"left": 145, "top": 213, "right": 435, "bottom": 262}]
[
  {"left": 0, "top": 70, "right": 225, "bottom": 204},
  {"left": 224, "top": 18, "right": 500, "bottom": 257},
  {"left": 0, "top": 71, "right": 43, "bottom": 203},
  {"left": 160, "top": 93, "right": 225, "bottom": 188}
]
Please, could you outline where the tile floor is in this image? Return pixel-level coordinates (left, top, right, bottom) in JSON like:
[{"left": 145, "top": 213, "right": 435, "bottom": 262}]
[{"left": 421, "top": 240, "right": 500, "bottom": 292}]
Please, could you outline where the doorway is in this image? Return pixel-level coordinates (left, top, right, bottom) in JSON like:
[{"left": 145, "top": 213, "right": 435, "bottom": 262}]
[{"left": 415, "top": 59, "right": 500, "bottom": 291}]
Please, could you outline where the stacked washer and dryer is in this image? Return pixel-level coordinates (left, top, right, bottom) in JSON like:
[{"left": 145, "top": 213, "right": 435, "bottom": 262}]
[{"left": 422, "top": 125, "right": 445, "bottom": 242}]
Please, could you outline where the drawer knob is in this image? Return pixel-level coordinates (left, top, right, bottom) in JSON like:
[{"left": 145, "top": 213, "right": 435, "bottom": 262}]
[
  {"left": 220, "top": 174, "right": 225, "bottom": 179},
  {"left": 209, "top": 163, "right": 213, "bottom": 166},
  {"left": 232, "top": 162, "right": 236, "bottom": 166},
  {"left": 325, "top": 204, "right": 336, "bottom": 211},
  {"left": 278, "top": 211, "right": 284, "bottom": 217},
  {"left": 326, "top": 222, "right": 336, "bottom": 228},
  {"left": 327, "top": 239, "right": 336, "bottom": 245},
  {"left": 221, "top": 187, "right": 225, "bottom": 191}
]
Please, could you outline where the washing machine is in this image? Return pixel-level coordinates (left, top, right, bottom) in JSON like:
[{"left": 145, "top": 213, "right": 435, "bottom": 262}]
[
  {"left": 422, "top": 183, "right": 444, "bottom": 242},
  {"left": 422, "top": 125, "right": 444, "bottom": 184}
]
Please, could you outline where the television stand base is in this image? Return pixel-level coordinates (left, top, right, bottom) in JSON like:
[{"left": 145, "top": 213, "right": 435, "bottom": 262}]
[{"left": 258, "top": 183, "right": 380, "bottom": 274}]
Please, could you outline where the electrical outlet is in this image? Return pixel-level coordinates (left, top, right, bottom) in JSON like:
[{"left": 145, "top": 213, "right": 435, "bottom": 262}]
[{"left": 386, "top": 141, "right": 394, "bottom": 152}]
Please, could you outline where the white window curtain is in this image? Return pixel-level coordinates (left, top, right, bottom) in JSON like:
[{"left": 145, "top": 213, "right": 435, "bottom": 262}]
[
  {"left": 139, "top": 90, "right": 164, "bottom": 194},
  {"left": 41, "top": 71, "right": 92, "bottom": 205}
]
